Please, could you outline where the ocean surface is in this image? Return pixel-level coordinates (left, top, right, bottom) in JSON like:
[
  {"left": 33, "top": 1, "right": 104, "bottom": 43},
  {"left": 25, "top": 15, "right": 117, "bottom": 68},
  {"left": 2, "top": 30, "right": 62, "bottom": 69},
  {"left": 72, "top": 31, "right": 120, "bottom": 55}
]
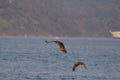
[{"left": 0, "top": 36, "right": 120, "bottom": 80}]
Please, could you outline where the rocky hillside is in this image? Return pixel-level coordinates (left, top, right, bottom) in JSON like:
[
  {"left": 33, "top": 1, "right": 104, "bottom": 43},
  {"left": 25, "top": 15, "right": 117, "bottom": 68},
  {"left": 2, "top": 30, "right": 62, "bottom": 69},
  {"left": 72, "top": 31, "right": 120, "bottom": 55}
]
[{"left": 0, "top": 0, "right": 120, "bottom": 37}]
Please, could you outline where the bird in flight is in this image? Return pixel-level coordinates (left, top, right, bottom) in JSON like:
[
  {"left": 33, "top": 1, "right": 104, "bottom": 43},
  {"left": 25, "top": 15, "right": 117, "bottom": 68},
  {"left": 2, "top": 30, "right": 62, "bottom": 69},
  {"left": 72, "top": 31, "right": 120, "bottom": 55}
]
[
  {"left": 45, "top": 40, "right": 67, "bottom": 53},
  {"left": 72, "top": 61, "right": 86, "bottom": 72}
]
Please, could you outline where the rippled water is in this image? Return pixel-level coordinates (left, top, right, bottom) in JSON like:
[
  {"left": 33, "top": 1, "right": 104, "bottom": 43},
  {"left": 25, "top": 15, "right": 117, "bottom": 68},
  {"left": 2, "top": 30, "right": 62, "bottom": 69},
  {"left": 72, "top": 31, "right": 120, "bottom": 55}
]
[{"left": 0, "top": 37, "right": 120, "bottom": 80}]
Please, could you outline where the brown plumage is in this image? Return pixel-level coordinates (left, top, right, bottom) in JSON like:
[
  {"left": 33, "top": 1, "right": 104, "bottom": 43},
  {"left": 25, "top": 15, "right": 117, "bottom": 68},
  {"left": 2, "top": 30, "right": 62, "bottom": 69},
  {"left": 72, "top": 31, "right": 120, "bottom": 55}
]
[
  {"left": 72, "top": 62, "right": 86, "bottom": 72},
  {"left": 45, "top": 40, "right": 67, "bottom": 53}
]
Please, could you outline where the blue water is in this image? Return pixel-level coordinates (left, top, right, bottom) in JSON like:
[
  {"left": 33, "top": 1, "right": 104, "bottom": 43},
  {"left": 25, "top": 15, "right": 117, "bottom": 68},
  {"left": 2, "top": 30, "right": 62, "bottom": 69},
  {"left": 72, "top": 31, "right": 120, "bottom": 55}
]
[{"left": 0, "top": 37, "right": 120, "bottom": 80}]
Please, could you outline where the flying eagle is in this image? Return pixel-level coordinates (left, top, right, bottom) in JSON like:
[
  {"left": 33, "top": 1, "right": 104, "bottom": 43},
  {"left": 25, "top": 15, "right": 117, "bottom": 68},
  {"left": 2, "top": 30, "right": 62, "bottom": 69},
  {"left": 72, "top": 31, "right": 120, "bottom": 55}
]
[
  {"left": 72, "top": 61, "right": 86, "bottom": 71},
  {"left": 45, "top": 40, "right": 67, "bottom": 53}
]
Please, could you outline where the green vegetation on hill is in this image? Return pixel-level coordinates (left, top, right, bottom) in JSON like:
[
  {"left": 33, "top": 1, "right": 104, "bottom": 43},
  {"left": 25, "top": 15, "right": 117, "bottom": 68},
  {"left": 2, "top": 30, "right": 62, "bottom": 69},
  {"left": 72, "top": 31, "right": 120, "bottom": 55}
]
[{"left": 0, "top": 0, "right": 120, "bottom": 37}]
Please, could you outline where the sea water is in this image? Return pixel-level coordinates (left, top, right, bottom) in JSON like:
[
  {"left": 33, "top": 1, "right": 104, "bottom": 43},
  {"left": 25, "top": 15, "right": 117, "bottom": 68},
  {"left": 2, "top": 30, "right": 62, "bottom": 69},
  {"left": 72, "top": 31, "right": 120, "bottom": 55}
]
[{"left": 0, "top": 36, "right": 120, "bottom": 80}]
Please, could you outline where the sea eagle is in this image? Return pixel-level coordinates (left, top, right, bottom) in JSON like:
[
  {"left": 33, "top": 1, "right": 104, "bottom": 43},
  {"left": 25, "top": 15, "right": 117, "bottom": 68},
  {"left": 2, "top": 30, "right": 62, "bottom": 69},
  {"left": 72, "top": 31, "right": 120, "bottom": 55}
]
[
  {"left": 72, "top": 61, "right": 86, "bottom": 71},
  {"left": 45, "top": 40, "right": 67, "bottom": 53}
]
